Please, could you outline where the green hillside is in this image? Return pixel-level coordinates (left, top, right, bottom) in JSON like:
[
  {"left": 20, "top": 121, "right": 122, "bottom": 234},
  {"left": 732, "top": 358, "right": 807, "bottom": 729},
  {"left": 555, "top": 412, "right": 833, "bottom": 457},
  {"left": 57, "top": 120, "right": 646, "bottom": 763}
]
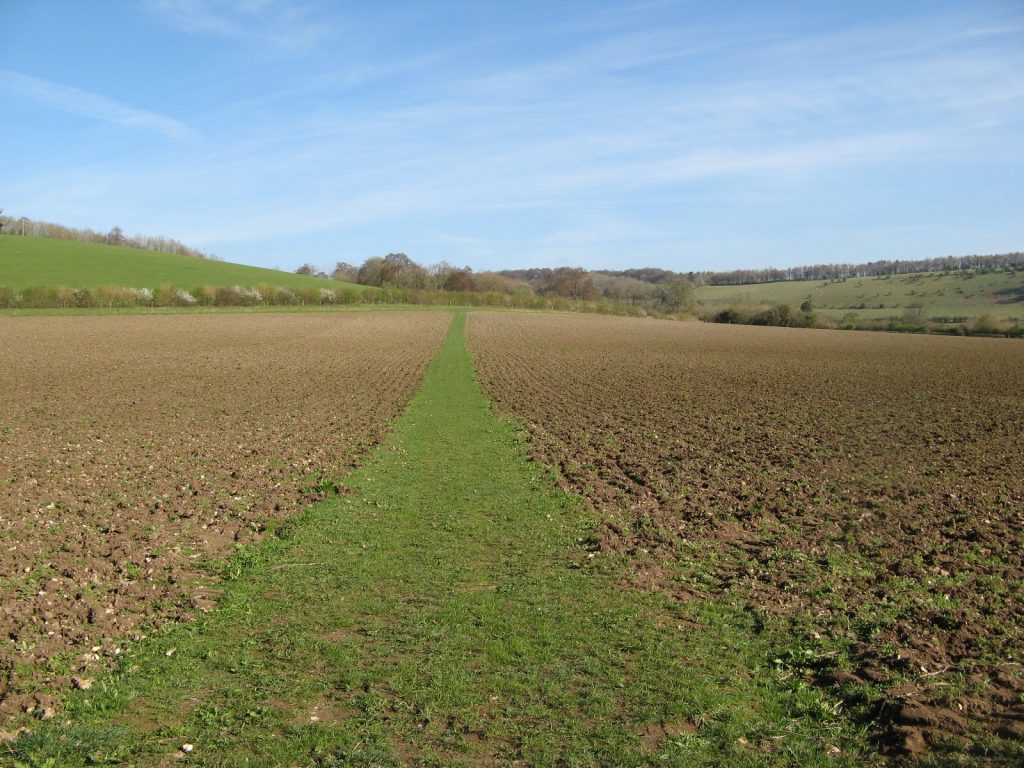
[
  {"left": 694, "top": 269, "right": 1024, "bottom": 325},
  {"left": 0, "top": 235, "right": 360, "bottom": 292}
]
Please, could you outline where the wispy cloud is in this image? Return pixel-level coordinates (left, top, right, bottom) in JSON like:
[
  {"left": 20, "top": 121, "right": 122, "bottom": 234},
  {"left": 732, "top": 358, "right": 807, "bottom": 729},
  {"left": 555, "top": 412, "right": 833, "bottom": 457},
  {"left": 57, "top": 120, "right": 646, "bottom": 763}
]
[
  {"left": 5, "top": 2, "right": 1021, "bottom": 271},
  {"left": 145, "top": 0, "right": 328, "bottom": 54},
  {"left": 0, "top": 70, "right": 192, "bottom": 140},
  {"left": 637, "top": 132, "right": 938, "bottom": 186}
]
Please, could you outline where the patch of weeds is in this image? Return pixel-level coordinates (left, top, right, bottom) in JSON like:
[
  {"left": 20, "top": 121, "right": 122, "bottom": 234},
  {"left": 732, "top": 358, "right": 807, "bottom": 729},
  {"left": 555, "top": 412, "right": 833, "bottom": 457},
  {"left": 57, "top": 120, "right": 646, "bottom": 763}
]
[
  {"left": 7, "top": 724, "right": 131, "bottom": 767},
  {"left": 213, "top": 543, "right": 270, "bottom": 582},
  {"left": 301, "top": 474, "right": 344, "bottom": 496}
]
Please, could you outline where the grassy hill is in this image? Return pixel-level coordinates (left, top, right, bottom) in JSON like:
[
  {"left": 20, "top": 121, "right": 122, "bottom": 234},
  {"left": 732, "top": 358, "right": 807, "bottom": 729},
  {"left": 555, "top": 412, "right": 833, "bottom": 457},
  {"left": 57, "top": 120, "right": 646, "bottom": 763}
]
[
  {"left": 0, "top": 235, "right": 360, "bottom": 292},
  {"left": 694, "top": 269, "right": 1024, "bottom": 325}
]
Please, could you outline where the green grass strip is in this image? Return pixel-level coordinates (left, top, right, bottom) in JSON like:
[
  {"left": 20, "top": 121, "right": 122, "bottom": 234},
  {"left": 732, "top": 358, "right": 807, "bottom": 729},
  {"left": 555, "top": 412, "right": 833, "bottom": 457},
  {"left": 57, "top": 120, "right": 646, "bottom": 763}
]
[{"left": 4, "top": 312, "right": 876, "bottom": 767}]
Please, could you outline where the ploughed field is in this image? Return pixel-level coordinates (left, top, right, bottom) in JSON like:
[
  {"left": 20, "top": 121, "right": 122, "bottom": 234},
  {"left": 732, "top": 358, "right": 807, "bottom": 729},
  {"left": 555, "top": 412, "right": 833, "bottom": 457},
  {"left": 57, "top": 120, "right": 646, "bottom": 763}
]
[
  {"left": 468, "top": 312, "right": 1024, "bottom": 760},
  {"left": 0, "top": 312, "right": 449, "bottom": 721}
]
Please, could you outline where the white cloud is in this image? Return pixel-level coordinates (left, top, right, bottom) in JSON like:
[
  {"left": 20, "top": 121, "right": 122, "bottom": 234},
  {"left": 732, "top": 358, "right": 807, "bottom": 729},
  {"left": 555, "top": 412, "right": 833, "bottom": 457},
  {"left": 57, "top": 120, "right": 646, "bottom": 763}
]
[
  {"left": 145, "top": 0, "right": 328, "bottom": 54},
  {"left": 0, "top": 70, "right": 192, "bottom": 140}
]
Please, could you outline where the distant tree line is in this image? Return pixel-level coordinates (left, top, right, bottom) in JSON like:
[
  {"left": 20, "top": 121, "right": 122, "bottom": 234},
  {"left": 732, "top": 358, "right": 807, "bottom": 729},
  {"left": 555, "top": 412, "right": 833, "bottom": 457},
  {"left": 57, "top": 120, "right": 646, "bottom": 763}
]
[
  {"left": 493, "top": 266, "right": 692, "bottom": 311},
  {"left": 313, "top": 256, "right": 693, "bottom": 313},
  {"left": 705, "top": 301, "right": 1023, "bottom": 338},
  {"left": 312, "top": 248, "right": 1024, "bottom": 320},
  {"left": 312, "top": 248, "right": 1021, "bottom": 314},
  {"left": 0, "top": 211, "right": 214, "bottom": 260},
  {"left": 300, "top": 253, "right": 535, "bottom": 297},
  {"left": 593, "top": 253, "right": 1024, "bottom": 287},
  {"left": 497, "top": 267, "right": 693, "bottom": 311}
]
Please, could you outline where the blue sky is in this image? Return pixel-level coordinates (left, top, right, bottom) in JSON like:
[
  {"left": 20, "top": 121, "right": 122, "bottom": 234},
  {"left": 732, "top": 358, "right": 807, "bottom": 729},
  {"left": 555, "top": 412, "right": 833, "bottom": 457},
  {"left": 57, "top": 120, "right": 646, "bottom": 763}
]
[{"left": 1, "top": 1, "right": 1022, "bottom": 273}]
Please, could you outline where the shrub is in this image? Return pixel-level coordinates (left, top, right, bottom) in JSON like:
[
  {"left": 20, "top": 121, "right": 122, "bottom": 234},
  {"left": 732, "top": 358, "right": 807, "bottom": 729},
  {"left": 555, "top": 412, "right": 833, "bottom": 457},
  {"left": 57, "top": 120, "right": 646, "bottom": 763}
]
[
  {"left": 193, "top": 285, "right": 218, "bottom": 306},
  {"left": 103, "top": 285, "right": 144, "bottom": 307},
  {"left": 902, "top": 303, "right": 927, "bottom": 325},
  {"left": 55, "top": 286, "right": 76, "bottom": 308},
  {"left": 214, "top": 286, "right": 261, "bottom": 306},
  {"left": 73, "top": 288, "right": 96, "bottom": 308},
  {"left": 155, "top": 284, "right": 198, "bottom": 306},
  {"left": 129, "top": 287, "right": 154, "bottom": 305},
  {"left": 213, "top": 286, "right": 240, "bottom": 306},
  {"left": 338, "top": 288, "right": 361, "bottom": 305},
  {"left": 239, "top": 286, "right": 262, "bottom": 305},
  {"left": 707, "top": 304, "right": 816, "bottom": 328},
  {"left": 175, "top": 288, "right": 197, "bottom": 306},
  {"left": 294, "top": 288, "right": 320, "bottom": 305},
  {"left": 20, "top": 286, "right": 58, "bottom": 308},
  {"left": 0, "top": 285, "right": 21, "bottom": 308},
  {"left": 154, "top": 283, "right": 176, "bottom": 306},
  {"left": 710, "top": 306, "right": 751, "bottom": 324},
  {"left": 972, "top": 314, "right": 1003, "bottom": 335},
  {"left": 839, "top": 312, "right": 860, "bottom": 329}
]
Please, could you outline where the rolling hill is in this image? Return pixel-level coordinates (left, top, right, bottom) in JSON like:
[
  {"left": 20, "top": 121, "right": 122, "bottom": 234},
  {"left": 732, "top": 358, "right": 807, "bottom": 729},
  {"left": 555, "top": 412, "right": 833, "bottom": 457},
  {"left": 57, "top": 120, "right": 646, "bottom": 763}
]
[
  {"left": 694, "top": 269, "right": 1024, "bottom": 325},
  {"left": 0, "top": 235, "right": 361, "bottom": 293}
]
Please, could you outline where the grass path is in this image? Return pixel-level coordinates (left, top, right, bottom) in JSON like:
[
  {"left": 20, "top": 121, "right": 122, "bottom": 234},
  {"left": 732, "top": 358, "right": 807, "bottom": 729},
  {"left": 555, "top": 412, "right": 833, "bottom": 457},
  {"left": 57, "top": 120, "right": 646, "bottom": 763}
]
[{"left": 6, "top": 313, "right": 875, "bottom": 767}]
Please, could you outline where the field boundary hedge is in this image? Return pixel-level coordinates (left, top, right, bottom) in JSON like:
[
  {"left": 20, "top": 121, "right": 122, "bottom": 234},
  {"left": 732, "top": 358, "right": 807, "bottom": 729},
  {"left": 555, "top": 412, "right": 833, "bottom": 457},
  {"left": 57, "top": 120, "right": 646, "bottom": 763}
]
[
  {"left": 0, "top": 282, "right": 673, "bottom": 318},
  {"left": 704, "top": 302, "right": 1024, "bottom": 337}
]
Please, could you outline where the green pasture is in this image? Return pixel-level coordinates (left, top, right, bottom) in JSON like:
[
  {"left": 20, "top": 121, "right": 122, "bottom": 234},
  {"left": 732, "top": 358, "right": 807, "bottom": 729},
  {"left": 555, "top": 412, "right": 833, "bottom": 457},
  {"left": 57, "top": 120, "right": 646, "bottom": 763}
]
[
  {"left": 694, "top": 270, "right": 1024, "bottom": 324},
  {"left": 0, "top": 235, "right": 361, "bottom": 292}
]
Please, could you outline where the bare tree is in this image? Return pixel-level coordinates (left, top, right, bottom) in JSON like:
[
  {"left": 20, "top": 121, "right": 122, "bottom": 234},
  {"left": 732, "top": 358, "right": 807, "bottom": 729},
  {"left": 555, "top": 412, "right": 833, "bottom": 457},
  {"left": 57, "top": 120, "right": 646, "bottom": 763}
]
[
  {"left": 357, "top": 257, "right": 385, "bottom": 286},
  {"left": 379, "top": 253, "right": 428, "bottom": 289},
  {"left": 331, "top": 261, "right": 359, "bottom": 283},
  {"left": 106, "top": 226, "right": 126, "bottom": 246},
  {"left": 295, "top": 263, "right": 327, "bottom": 278},
  {"left": 442, "top": 266, "right": 475, "bottom": 292}
]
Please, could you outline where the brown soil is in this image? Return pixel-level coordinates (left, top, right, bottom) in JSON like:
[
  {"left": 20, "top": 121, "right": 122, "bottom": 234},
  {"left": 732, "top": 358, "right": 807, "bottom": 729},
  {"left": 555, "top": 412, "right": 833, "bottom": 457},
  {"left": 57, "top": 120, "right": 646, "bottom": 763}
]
[
  {"left": 639, "top": 719, "right": 696, "bottom": 752},
  {"left": 0, "top": 311, "right": 449, "bottom": 722},
  {"left": 467, "top": 312, "right": 1024, "bottom": 764}
]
